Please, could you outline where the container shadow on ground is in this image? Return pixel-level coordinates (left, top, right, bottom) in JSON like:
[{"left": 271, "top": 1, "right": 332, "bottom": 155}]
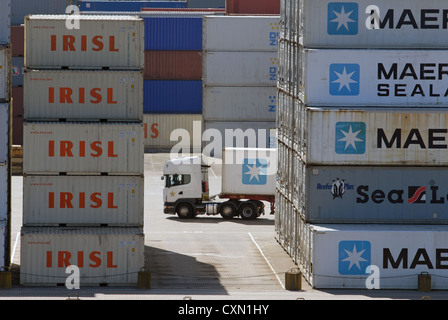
[
  {"left": 165, "top": 216, "right": 275, "bottom": 226},
  {"left": 2, "top": 246, "right": 227, "bottom": 298}
]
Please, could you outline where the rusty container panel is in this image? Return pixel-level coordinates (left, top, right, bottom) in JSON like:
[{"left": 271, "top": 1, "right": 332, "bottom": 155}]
[
  {"left": 143, "top": 113, "right": 202, "bottom": 151},
  {"left": 20, "top": 226, "right": 144, "bottom": 286},
  {"left": 23, "top": 122, "right": 144, "bottom": 175},
  {"left": 144, "top": 51, "right": 202, "bottom": 80},
  {"left": 24, "top": 69, "right": 143, "bottom": 121},
  {"left": 10, "top": 25, "right": 24, "bottom": 57},
  {"left": 23, "top": 175, "right": 144, "bottom": 226},
  {"left": 225, "top": 0, "right": 280, "bottom": 14},
  {"left": 25, "top": 15, "right": 144, "bottom": 69},
  {"left": 0, "top": 46, "right": 11, "bottom": 102}
]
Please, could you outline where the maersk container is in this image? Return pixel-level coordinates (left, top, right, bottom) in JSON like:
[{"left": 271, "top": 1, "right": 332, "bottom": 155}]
[
  {"left": 143, "top": 17, "right": 202, "bottom": 50},
  {"left": 0, "top": 103, "right": 9, "bottom": 163},
  {"left": 0, "top": 46, "right": 11, "bottom": 102},
  {"left": 202, "top": 120, "right": 276, "bottom": 158},
  {"left": 143, "top": 113, "right": 202, "bottom": 151},
  {"left": 0, "top": 0, "right": 10, "bottom": 44},
  {"left": 284, "top": 161, "right": 448, "bottom": 224},
  {"left": 299, "top": 49, "right": 448, "bottom": 107},
  {"left": 143, "top": 80, "right": 202, "bottom": 114},
  {"left": 79, "top": 1, "right": 187, "bottom": 12},
  {"left": 0, "top": 163, "right": 8, "bottom": 221},
  {"left": 23, "top": 175, "right": 144, "bottom": 226},
  {"left": 144, "top": 51, "right": 202, "bottom": 80},
  {"left": 296, "top": 0, "right": 448, "bottom": 48},
  {"left": 203, "top": 16, "right": 280, "bottom": 52},
  {"left": 20, "top": 226, "right": 144, "bottom": 286},
  {"left": 281, "top": 99, "right": 448, "bottom": 166},
  {"left": 25, "top": 15, "right": 144, "bottom": 69},
  {"left": 221, "top": 147, "right": 277, "bottom": 196},
  {"left": 203, "top": 86, "right": 277, "bottom": 122},
  {"left": 24, "top": 69, "right": 143, "bottom": 121},
  {"left": 286, "top": 221, "right": 448, "bottom": 289},
  {"left": 11, "top": 0, "right": 71, "bottom": 25},
  {"left": 23, "top": 122, "right": 144, "bottom": 175},
  {"left": 203, "top": 51, "right": 278, "bottom": 87}
]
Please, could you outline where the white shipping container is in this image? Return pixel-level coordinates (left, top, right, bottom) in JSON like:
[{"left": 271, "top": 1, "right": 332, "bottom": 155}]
[
  {"left": 0, "top": 163, "right": 8, "bottom": 221},
  {"left": 203, "top": 51, "right": 278, "bottom": 86},
  {"left": 23, "top": 175, "right": 143, "bottom": 226},
  {"left": 221, "top": 147, "right": 276, "bottom": 196},
  {"left": 295, "top": 0, "right": 448, "bottom": 48},
  {"left": 24, "top": 69, "right": 143, "bottom": 121},
  {"left": 286, "top": 103, "right": 448, "bottom": 166},
  {"left": 203, "top": 15, "right": 280, "bottom": 52},
  {"left": 25, "top": 15, "right": 144, "bottom": 69},
  {"left": 294, "top": 222, "right": 448, "bottom": 289},
  {"left": 299, "top": 49, "right": 448, "bottom": 107},
  {"left": 0, "top": 0, "right": 10, "bottom": 45},
  {"left": 0, "top": 221, "right": 5, "bottom": 268},
  {"left": 0, "top": 46, "right": 10, "bottom": 102},
  {"left": 203, "top": 120, "right": 277, "bottom": 158},
  {"left": 23, "top": 122, "right": 144, "bottom": 175},
  {"left": 203, "top": 87, "right": 277, "bottom": 122},
  {"left": 0, "top": 103, "right": 9, "bottom": 163},
  {"left": 20, "top": 227, "right": 144, "bottom": 286},
  {"left": 143, "top": 114, "right": 202, "bottom": 152}
]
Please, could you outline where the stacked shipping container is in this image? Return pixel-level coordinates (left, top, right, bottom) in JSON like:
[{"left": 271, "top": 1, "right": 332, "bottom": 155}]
[
  {"left": 276, "top": 0, "right": 448, "bottom": 289},
  {"left": 0, "top": 0, "right": 11, "bottom": 269},
  {"left": 202, "top": 15, "right": 279, "bottom": 158},
  {"left": 21, "top": 15, "right": 145, "bottom": 286}
]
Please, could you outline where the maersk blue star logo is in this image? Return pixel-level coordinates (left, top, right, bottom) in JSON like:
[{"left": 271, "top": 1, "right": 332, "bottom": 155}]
[
  {"left": 339, "top": 241, "right": 371, "bottom": 275},
  {"left": 335, "top": 122, "right": 366, "bottom": 154},
  {"left": 242, "top": 158, "right": 267, "bottom": 185},
  {"left": 330, "top": 64, "right": 360, "bottom": 96},
  {"left": 328, "top": 2, "right": 359, "bottom": 35}
]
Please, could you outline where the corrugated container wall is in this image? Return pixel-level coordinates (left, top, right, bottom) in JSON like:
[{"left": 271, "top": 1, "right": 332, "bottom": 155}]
[
  {"left": 11, "top": 0, "right": 72, "bottom": 25},
  {"left": 0, "top": 103, "right": 9, "bottom": 162},
  {"left": 0, "top": 221, "right": 5, "bottom": 267},
  {"left": 143, "top": 113, "right": 202, "bottom": 151},
  {"left": 297, "top": 0, "right": 448, "bottom": 48},
  {"left": 203, "top": 51, "right": 278, "bottom": 86},
  {"left": 143, "top": 17, "right": 202, "bottom": 50},
  {"left": 78, "top": 1, "right": 187, "bottom": 12},
  {"left": 0, "top": 164, "right": 8, "bottom": 220},
  {"left": 23, "top": 122, "right": 144, "bottom": 175},
  {"left": 203, "top": 16, "right": 280, "bottom": 52},
  {"left": 20, "top": 227, "right": 144, "bottom": 286},
  {"left": 221, "top": 148, "right": 277, "bottom": 196},
  {"left": 143, "top": 80, "right": 202, "bottom": 114},
  {"left": 12, "top": 87, "right": 23, "bottom": 145},
  {"left": 226, "top": 0, "right": 280, "bottom": 14},
  {"left": 25, "top": 15, "right": 145, "bottom": 69},
  {"left": 187, "top": 0, "right": 225, "bottom": 8},
  {"left": 299, "top": 49, "right": 448, "bottom": 107},
  {"left": 23, "top": 175, "right": 144, "bottom": 226},
  {"left": 10, "top": 26, "right": 24, "bottom": 56},
  {"left": 203, "top": 86, "right": 277, "bottom": 122},
  {"left": 0, "top": 0, "right": 10, "bottom": 44},
  {"left": 0, "top": 47, "right": 11, "bottom": 102},
  {"left": 24, "top": 69, "right": 143, "bottom": 121},
  {"left": 144, "top": 50, "right": 202, "bottom": 80}
]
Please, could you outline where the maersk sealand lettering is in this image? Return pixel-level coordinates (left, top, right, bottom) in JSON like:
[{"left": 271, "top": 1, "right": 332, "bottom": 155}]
[
  {"left": 372, "top": 9, "right": 448, "bottom": 29},
  {"left": 377, "top": 128, "right": 448, "bottom": 149},
  {"left": 383, "top": 248, "right": 448, "bottom": 269},
  {"left": 356, "top": 185, "right": 448, "bottom": 204}
]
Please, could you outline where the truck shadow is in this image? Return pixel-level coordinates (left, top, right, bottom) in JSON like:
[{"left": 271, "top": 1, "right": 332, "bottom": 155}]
[{"left": 165, "top": 216, "right": 275, "bottom": 226}]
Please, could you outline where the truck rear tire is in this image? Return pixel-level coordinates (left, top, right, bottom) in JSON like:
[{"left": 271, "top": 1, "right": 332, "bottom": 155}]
[
  {"left": 176, "top": 203, "right": 195, "bottom": 219},
  {"left": 239, "top": 202, "right": 258, "bottom": 220},
  {"left": 219, "top": 202, "right": 237, "bottom": 219}
]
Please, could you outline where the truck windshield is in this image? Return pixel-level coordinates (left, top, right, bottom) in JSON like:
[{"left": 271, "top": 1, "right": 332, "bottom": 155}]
[{"left": 164, "top": 174, "right": 191, "bottom": 188}]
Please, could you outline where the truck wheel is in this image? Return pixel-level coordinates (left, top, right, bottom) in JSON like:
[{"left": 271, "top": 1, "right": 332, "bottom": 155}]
[
  {"left": 176, "top": 203, "right": 195, "bottom": 219},
  {"left": 219, "top": 202, "right": 237, "bottom": 219},
  {"left": 239, "top": 202, "right": 258, "bottom": 220}
]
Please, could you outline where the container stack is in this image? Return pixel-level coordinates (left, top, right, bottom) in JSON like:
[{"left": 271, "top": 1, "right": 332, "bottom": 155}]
[
  {"left": 0, "top": 0, "right": 11, "bottom": 269},
  {"left": 276, "top": 0, "right": 448, "bottom": 289},
  {"left": 20, "top": 15, "right": 145, "bottom": 286},
  {"left": 142, "top": 15, "right": 203, "bottom": 151},
  {"left": 202, "top": 14, "right": 280, "bottom": 158}
]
